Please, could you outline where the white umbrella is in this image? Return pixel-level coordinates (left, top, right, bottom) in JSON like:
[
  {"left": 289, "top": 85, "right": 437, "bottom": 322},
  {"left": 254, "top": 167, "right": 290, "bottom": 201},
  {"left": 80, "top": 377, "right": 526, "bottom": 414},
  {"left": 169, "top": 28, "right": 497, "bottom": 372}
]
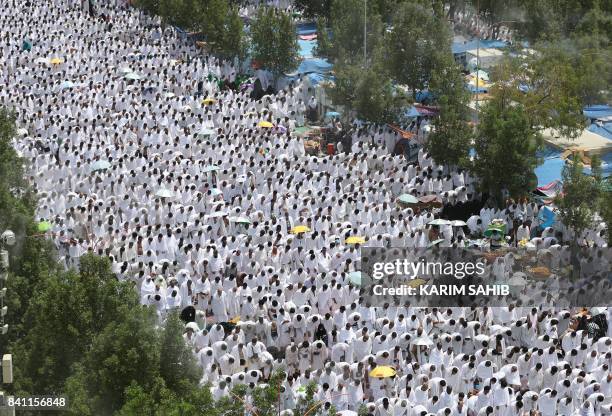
[
  {"left": 474, "top": 334, "right": 490, "bottom": 343},
  {"left": 429, "top": 219, "right": 451, "bottom": 226},
  {"left": 451, "top": 220, "right": 467, "bottom": 226},
  {"left": 413, "top": 335, "right": 433, "bottom": 346},
  {"left": 155, "top": 189, "right": 174, "bottom": 198},
  {"left": 124, "top": 72, "right": 142, "bottom": 80}
]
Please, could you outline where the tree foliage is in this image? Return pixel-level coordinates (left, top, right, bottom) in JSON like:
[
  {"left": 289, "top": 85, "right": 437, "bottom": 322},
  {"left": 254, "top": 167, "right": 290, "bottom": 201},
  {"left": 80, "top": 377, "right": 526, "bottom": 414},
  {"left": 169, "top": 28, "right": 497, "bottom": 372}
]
[
  {"left": 471, "top": 98, "right": 542, "bottom": 201},
  {"left": 490, "top": 43, "right": 586, "bottom": 139},
  {"left": 426, "top": 59, "right": 473, "bottom": 167},
  {"left": 385, "top": 1, "right": 452, "bottom": 98},
  {"left": 250, "top": 7, "right": 300, "bottom": 77},
  {"left": 198, "top": 0, "right": 246, "bottom": 61},
  {"left": 327, "top": 59, "right": 397, "bottom": 124},
  {"left": 326, "top": 0, "right": 384, "bottom": 65},
  {"left": 295, "top": 0, "right": 332, "bottom": 19},
  {"left": 554, "top": 156, "right": 602, "bottom": 246}
]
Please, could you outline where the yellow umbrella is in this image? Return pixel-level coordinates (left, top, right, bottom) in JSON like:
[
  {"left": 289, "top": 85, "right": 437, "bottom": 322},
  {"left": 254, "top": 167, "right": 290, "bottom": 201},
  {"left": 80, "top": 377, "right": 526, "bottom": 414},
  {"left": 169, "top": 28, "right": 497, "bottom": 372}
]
[
  {"left": 345, "top": 236, "right": 366, "bottom": 245},
  {"left": 202, "top": 97, "right": 216, "bottom": 105},
  {"left": 291, "top": 225, "right": 311, "bottom": 234},
  {"left": 258, "top": 121, "right": 274, "bottom": 128},
  {"left": 369, "top": 366, "right": 397, "bottom": 378},
  {"left": 49, "top": 57, "right": 64, "bottom": 65},
  {"left": 408, "top": 278, "right": 426, "bottom": 288},
  {"left": 229, "top": 316, "right": 240, "bottom": 324}
]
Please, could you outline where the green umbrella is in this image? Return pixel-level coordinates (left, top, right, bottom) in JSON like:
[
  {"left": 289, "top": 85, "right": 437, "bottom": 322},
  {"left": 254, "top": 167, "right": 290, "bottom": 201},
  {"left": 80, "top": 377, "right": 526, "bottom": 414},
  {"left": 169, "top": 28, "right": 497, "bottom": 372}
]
[
  {"left": 397, "top": 193, "right": 419, "bottom": 204},
  {"left": 230, "top": 216, "right": 251, "bottom": 225},
  {"left": 349, "top": 271, "right": 362, "bottom": 286},
  {"left": 484, "top": 224, "right": 506, "bottom": 237},
  {"left": 38, "top": 221, "right": 52, "bottom": 232},
  {"left": 427, "top": 238, "right": 445, "bottom": 247}
]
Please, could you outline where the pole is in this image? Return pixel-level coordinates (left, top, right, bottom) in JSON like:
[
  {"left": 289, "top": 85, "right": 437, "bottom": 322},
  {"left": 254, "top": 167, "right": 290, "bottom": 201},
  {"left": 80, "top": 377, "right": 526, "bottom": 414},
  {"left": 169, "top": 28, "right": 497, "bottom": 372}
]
[
  {"left": 475, "top": 0, "right": 479, "bottom": 124},
  {"left": 364, "top": 0, "right": 367, "bottom": 67}
]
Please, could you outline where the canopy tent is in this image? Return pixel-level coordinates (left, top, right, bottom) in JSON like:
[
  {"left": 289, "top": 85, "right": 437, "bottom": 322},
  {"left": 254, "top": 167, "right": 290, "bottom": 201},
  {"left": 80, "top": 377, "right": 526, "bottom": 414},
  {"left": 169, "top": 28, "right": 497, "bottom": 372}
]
[{"left": 583, "top": 105, "right": 612, "bottom": 121}]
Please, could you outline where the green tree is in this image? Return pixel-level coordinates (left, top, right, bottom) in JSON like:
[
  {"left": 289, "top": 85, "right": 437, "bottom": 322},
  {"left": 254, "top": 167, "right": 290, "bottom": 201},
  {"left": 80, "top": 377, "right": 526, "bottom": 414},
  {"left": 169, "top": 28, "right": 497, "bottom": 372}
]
[
  {"left": 198, "top": 0, "right": 245, "bottom": 60},
  {"left": 251, "top": 7, "right": 300, "bottom": 79},
  {"left": 472, "top": 98, "right": 542, "bottom": 201},
  {"left": 328, "top": 59, "right": 397, "bottom": 123},
  {"left": 12, "top": 255, "right": 141, "bottom": 395},
  {"left": 295, "top": 0, "right": 332, "bottom": 19},
  {"left": 159, "top": 312, "right": 200, "bottom": 392},
  {"left": 327, "top": 0, "right": 384, "bottom": 64},
  {"left": 426, "top": 59, "right": 473, "bottom": 167},
  {"left": 64, "top": 306, "right": 161, "bottom": 414},
  {"left": 555, "top": 156, "right": 601, "bottom": 247},
  {"left": 385, "top": 1, "right": 452, "bottom": 98},
  {"left": 490, "top": 43, "right": 585, "bottom": 140}
]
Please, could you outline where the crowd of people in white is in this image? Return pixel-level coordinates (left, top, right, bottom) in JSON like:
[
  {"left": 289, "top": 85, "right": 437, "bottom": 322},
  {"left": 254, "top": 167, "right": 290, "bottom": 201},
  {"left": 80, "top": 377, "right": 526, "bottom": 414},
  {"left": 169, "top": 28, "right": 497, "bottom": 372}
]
[{"left": 2, "top": 0, "right": 610, "bottom": 415}]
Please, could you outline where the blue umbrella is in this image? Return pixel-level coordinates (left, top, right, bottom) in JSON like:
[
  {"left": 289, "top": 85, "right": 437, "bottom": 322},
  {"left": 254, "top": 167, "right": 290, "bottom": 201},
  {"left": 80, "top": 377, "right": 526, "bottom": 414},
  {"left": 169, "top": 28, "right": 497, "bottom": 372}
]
[
  {"left": 59, "top": 81, "right": 75, "bottom": 90},
  {"left": 325, "top": 111, "right": 341, "bottom": 118},
  {"left": 91, "top": 160, "right": 111, "bottom": 172},
  {"left": 404, "top": 106, "right": 420, "bottom": 118},
  {"left": 202, "top": 165, "right": 219, "bottom": 173}
]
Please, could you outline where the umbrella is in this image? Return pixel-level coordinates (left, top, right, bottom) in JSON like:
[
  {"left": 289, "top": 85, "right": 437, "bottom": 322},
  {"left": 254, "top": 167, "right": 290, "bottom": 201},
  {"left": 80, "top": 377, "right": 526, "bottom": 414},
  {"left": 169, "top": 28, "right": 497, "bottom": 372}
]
[
  {"left": 397, "top": 193, "right": 419, "bottom": 204},
  {"left": 474, "top": 334, "right": 490, "bottom": 343},
  {"left": 38, "top": 221, "right": 52, "bottom": 232},
  {"left": 290, "top": 225, "right": 311, "bottom": 234},
  {"left": 451, "top": 220, "right": 467, "bottom": 226},
  {"left": 208, "top": 211, "right": 228, "bottom": 218},
  {"left": 34, "top": 57, "right": 49, "bottom": 65},
  {"left": 16, "top": 128, "right": 28, "bottom": 136},
  {"left": 345, "top": 236, "right": 366, "bottom": 245},
  {"left": 202, "top": 97, "right": 216, "bottom": 105},
  {"left": 258, "top": 121, "right": 274, "bottom": 128},
  {"left": 197, "top": 128, "right": 216, "bottom": 137},
  {"left": 118, "top": 66, "right": 133, "bottom": 74},
  {"left": 49, "top": 57, "right": 64, "bottom": 65},
  {"left": 155, "top": 189, "right": 174, "bottom": 198},
  {"left": 59, "top": 81, "right": 75, "bottom": 90},
  {"left": 91, "top": 160, "right": 111, "bottom": 172},
  {"left": 338, "top": 411, "right": 358, "bottom": 416},
  {"left": 348, "top": 271, "right": 362, "bottom": 286},
  {"left": 274, "top": 125, "right": 287, "bottom": 133},
  {"left": 228, "top": 316, "right": 240, "bottom": 324},
  {"left": 428, "top": 219, "right": 451, "bottom": 226},
  {"left": 202, "top": 166, "right": 219, "bottom": 174},
  {"left": 369, "top": 366, "right": 397, "bottom": 378},
  {"left": 185, "top": 322, "right": 199, "bottom": 332},
  {"left": 427, "top": 238, "right": 445, "bottom": 247},
  {"left": 484, "top": 223, "right": 506, "bottom": 237},
  {"left": 408, "top": 278, "right": 426, "bottom": 288},
  {"left": 325, "top": 111, "right": 341, "bottom": 118},
  {"left": 165, "top": 92, "right": 176, "bottom": 98},
  {"left": 209, "top": 188, "right": 223, "bottom": 196},
  {"left": 124, "top": 72, "right": 142, "bottom": 80},
  {"left": 229, "top": 216, "right": 251, "bottom": 225},
  {"left": 413, "top": 335, "right": 434, "bottom": 346}
]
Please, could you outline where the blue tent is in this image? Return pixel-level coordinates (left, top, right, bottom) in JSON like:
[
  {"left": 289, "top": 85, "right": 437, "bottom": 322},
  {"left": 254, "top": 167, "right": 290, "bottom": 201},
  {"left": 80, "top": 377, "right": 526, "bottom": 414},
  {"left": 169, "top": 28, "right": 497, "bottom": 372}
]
[
  {"left": 296, "top": 22, "right": 317, "bottom": 36},
  {"left": 587, "top": 121, "right": 612, "bottom": 140},
  {"left": 297, "top": 58, "right": 333, "bottom": 75},
  {"left": 404, "top": 106, "right": 420, "bottom": 118},
  {"left": 298, "top": 39, "right": 316, "bottom": 58},
  {"left": 583, "top": 105, "right": 612, "bottom": 121},
  {"left": 538, "top": 206, "right": 556, "bottom": 229}
]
